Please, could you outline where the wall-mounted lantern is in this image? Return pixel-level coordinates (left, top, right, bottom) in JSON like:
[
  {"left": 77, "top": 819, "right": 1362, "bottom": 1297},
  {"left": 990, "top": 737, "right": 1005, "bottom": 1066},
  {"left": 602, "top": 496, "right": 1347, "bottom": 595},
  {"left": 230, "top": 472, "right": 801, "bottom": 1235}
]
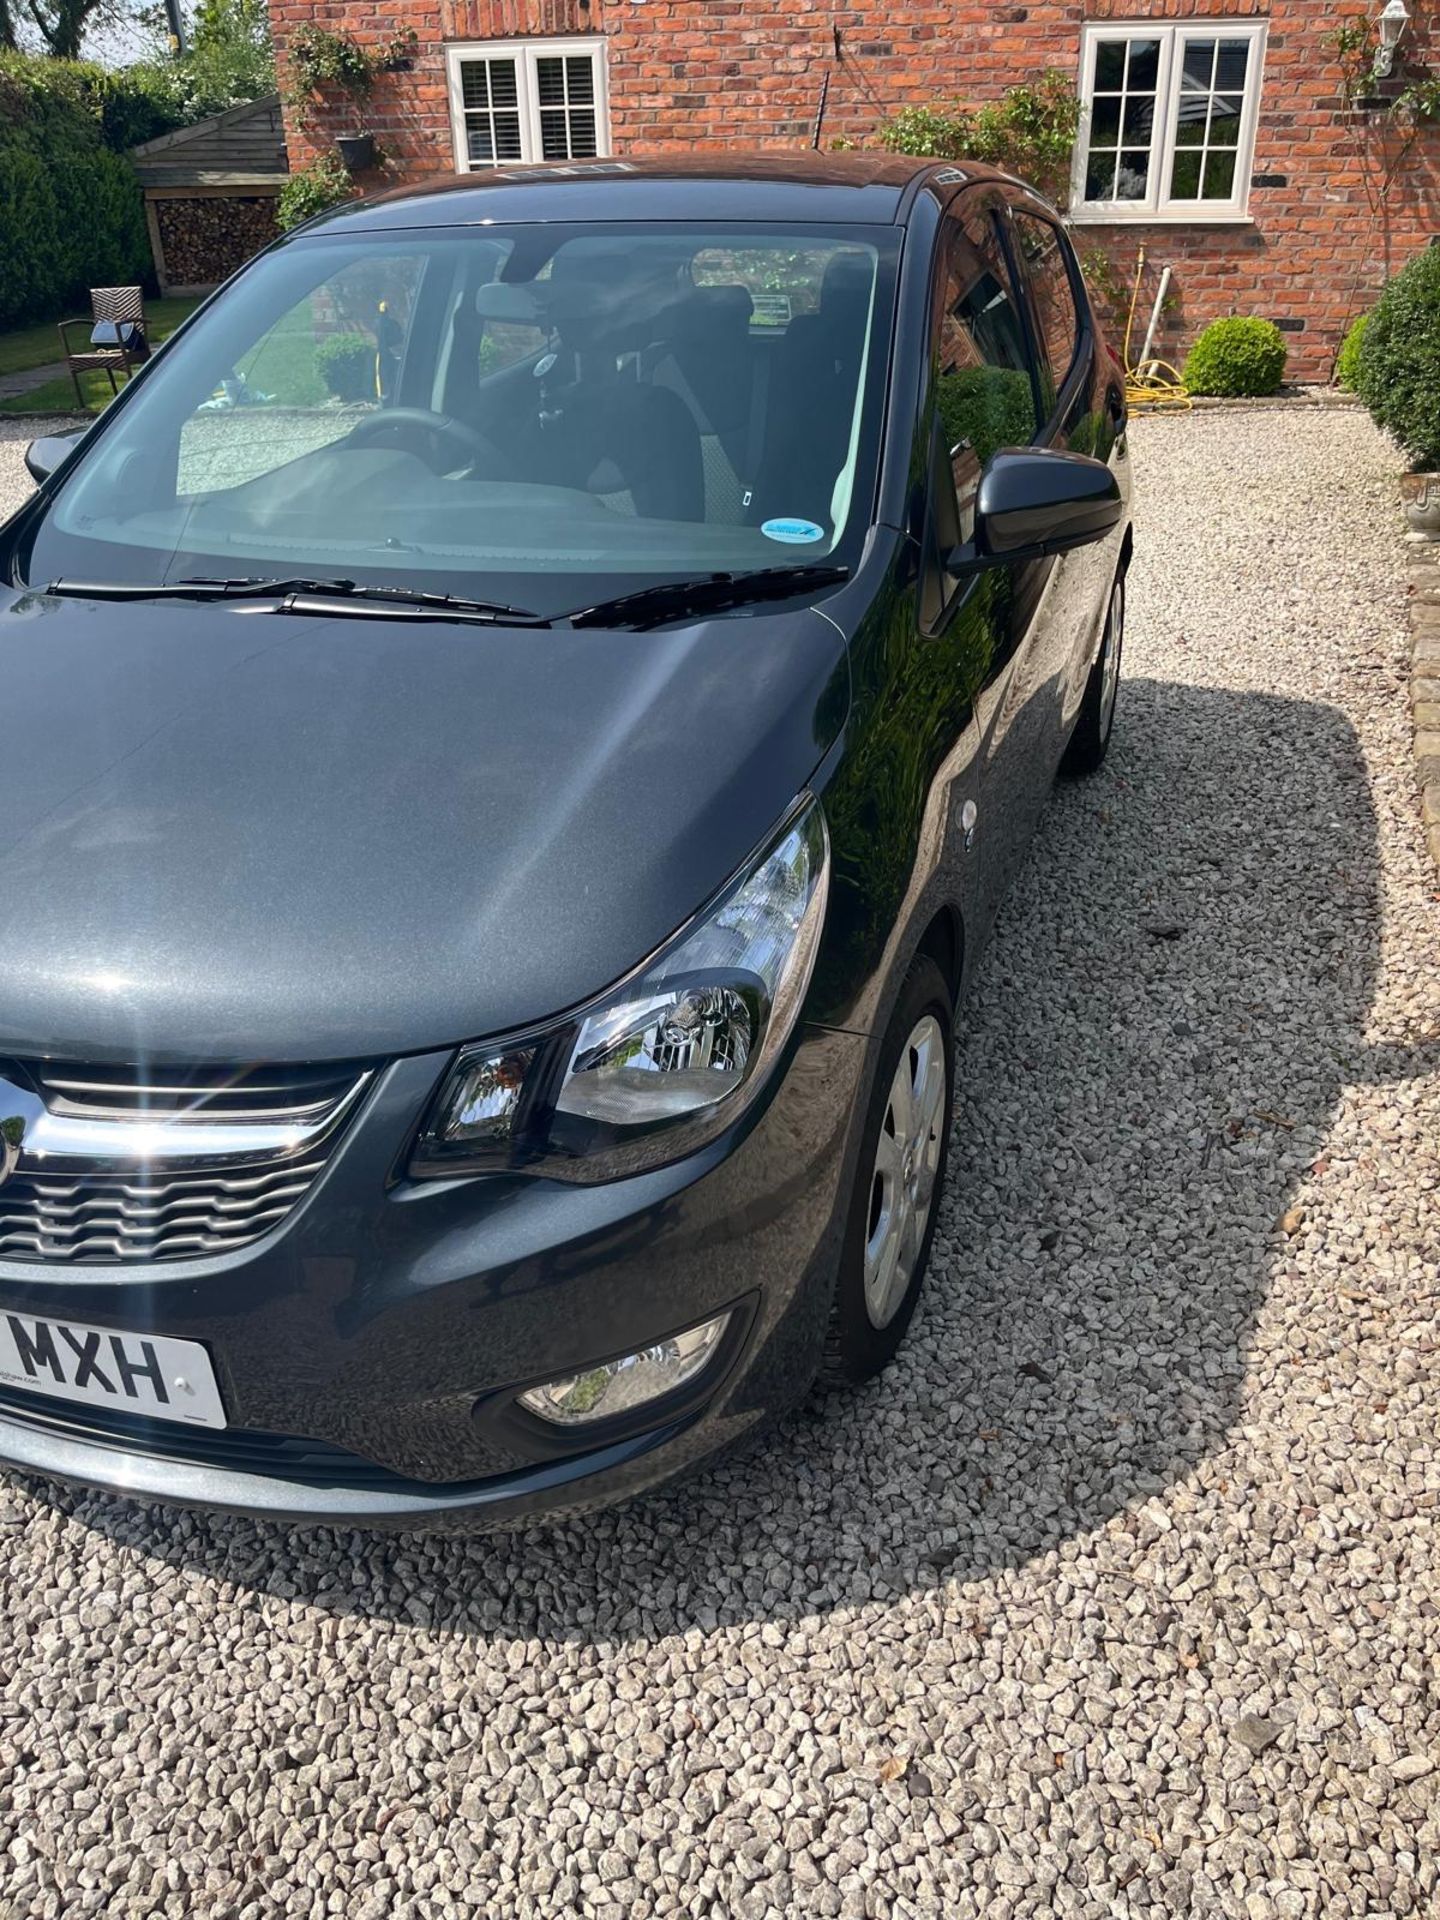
[{"left": 1374, "top": 0, "right": 1411, "bottom": 79}]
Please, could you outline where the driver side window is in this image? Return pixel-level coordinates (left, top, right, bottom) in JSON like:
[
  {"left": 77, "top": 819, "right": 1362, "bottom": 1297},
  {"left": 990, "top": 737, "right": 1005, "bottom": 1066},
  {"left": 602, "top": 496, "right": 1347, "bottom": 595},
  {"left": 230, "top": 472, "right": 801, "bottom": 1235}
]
[
  {"left": 177, "top": 254, "right": 425, "bottom": 496},
  {"left": 932, "top": 203, "right": 1039, "bottom": 544}
]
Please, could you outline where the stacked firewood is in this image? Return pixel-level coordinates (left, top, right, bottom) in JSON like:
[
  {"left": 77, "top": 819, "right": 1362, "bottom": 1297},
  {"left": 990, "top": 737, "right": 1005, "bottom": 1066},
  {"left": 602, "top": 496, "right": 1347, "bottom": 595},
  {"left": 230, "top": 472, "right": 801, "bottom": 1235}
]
[{"left": 156, "top": 196, "right": 281, "bottom": 289}]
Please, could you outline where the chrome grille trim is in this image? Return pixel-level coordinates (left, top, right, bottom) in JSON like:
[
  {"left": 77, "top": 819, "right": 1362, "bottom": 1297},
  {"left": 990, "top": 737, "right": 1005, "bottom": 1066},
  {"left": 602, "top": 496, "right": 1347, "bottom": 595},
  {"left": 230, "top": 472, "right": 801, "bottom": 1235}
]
[{"left": 0, "top": 1058, "right": 372, "bottom": 1265}]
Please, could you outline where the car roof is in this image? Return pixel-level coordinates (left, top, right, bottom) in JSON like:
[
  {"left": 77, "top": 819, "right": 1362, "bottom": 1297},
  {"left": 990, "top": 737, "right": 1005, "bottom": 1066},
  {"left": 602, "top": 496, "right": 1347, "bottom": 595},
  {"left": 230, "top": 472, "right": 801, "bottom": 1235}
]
[{"left": 300, "top": 152, "right": 1017, "bottom": 235}]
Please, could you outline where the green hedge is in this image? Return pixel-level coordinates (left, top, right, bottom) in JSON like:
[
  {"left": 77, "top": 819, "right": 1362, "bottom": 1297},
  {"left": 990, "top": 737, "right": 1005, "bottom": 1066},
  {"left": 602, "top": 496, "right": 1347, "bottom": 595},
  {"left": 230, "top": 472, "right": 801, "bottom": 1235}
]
[
  {"left": 1354, "top": 246, "right": 1440, "bottom": 470},
  {"left": 0, "top": 55, "right": 156, "bottom": 330}
]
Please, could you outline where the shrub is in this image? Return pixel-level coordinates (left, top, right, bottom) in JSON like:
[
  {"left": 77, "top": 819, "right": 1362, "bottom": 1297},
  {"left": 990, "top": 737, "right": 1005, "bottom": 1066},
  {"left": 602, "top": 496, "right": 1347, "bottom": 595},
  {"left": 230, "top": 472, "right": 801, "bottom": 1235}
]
[
  {"left": 277, "top": 154, "right": 354, "bottom": 231},
  {"left": 1354, "top": 246, "right": 1440, "bottom": 469},
  {"left": 1181, "top": 316, "right": 1288, "bottom": 398},
  {"left": 1335, "top": 313, "right": 1370, "bottom": 391},
  {"left": 880, "top": 72, "right": 1080, "bottom": 205},
  {"left": 315, "top": 332, "right": 375, "bottom": 402}
]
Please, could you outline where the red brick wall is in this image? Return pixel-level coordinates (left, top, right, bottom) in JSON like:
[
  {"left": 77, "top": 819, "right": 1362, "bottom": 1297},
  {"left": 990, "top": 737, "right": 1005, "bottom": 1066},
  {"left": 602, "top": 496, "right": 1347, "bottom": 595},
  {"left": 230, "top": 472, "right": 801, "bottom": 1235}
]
[{"left": 270, "top": 0, "right": 1440, "bottom": 380}]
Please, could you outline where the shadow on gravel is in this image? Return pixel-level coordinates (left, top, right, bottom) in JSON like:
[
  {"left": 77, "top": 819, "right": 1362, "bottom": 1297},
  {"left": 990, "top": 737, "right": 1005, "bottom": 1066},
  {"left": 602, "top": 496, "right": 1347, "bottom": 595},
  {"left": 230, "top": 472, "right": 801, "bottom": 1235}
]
[{"left": 43, "top": 676, "right": 1400, "bottom": 1638}]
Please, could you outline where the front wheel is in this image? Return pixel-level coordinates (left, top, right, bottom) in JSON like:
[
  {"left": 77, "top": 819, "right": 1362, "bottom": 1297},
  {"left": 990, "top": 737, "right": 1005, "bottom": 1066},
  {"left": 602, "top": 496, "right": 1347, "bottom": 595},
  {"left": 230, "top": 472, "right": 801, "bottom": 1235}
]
[
  {"left": 1061, "top": 566, "right": 1125, "bottom": 777},
  {"left": 821, "top": 954, "right": 955, "bottom": 1386}
]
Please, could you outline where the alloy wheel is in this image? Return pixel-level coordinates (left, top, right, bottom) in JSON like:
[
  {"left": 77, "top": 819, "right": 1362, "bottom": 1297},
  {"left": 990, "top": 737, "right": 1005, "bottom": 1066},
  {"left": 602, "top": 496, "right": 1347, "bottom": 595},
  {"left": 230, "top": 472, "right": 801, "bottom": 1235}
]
[
  {"left": 863, "top": 1014, "right": 948, "bottom": 1329},
  {"left": 1100, "top": 575, "right": 1124, "bottom": 737}
]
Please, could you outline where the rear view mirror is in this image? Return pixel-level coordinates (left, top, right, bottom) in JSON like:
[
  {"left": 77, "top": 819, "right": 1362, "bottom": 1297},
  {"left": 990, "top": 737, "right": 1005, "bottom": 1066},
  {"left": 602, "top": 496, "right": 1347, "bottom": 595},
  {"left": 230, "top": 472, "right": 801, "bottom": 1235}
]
[
  {"left": 24, "top": 431, "right": 85, "bottom": 485},
  {"left": 948, "top": 447, "right": 1122, "bottom": 575}
]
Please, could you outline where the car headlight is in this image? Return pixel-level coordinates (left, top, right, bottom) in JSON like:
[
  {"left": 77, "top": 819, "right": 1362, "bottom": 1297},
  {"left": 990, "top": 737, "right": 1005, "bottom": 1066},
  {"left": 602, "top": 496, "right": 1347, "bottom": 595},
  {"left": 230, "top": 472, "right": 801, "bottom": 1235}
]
[{"left": 410, "top": 794, "right": 829, "bottom": 1184}]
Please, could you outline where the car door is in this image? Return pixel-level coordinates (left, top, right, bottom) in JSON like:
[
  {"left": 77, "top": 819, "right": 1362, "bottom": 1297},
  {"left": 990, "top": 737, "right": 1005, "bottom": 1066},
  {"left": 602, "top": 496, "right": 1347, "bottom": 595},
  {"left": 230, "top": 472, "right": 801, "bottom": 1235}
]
[
  {"left": 1003, "top": 199, "right": 1126, "bottom": 740},
  {"left": 920, "top": 189, "right": 1055, "bottom": 946}
]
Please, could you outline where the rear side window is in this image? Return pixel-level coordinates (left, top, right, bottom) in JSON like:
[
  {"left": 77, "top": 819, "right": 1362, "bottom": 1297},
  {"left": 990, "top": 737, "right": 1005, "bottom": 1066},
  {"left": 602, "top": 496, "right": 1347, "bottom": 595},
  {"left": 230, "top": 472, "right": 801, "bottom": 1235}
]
[
  {"left": 1010, "top": 211, "right": 1084, "bottom": 418},
  {"left": 933, "top": 204, "right": 1040, "bottom": 536}
]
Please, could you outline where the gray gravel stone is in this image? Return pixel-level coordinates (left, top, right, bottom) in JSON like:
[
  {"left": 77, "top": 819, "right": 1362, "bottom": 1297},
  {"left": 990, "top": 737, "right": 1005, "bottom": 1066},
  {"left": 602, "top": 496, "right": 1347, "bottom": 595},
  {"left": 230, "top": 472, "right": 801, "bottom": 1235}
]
[{"left": 0, "top": 406, "right": 1438, "bottom": 1919}]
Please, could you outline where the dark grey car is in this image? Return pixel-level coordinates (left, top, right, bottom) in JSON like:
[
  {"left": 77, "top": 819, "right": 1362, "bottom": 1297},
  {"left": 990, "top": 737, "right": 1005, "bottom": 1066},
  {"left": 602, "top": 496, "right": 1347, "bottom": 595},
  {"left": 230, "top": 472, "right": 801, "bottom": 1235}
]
[{"left": 0, "top": 155, "right": 1131, "bottom": 1525}]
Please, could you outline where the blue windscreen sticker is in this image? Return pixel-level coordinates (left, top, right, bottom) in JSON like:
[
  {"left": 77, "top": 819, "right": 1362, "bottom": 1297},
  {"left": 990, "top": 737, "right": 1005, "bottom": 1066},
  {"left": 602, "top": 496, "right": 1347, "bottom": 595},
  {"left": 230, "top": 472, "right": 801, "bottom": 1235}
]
[{"left": 761, "top": 517, "right": 826, "bottom": 545}]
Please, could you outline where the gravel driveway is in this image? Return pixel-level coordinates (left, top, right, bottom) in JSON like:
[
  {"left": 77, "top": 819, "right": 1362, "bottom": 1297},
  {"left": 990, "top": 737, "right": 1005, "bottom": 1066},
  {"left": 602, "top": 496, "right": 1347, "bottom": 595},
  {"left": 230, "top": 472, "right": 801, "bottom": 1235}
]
[{"left": 1, "top": 409, "right": 1438, "bottom": 1920}]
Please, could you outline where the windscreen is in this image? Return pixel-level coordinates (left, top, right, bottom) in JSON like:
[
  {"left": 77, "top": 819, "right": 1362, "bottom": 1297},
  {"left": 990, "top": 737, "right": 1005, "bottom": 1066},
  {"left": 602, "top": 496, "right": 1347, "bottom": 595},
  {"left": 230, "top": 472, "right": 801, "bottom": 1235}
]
[{"left": 20, "top": 220, "right": 900, "bottom": 611}]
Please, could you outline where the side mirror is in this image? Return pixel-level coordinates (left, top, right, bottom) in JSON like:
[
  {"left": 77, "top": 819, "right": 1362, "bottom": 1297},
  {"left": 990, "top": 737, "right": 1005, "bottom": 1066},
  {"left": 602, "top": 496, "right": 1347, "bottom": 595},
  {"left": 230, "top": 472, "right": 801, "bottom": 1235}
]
[
  {"left": 948, "top": 447, "right": 1123, "bottom": 575},
  {"left": 24, "top": 430, "right": 86, "bottom": 485}
]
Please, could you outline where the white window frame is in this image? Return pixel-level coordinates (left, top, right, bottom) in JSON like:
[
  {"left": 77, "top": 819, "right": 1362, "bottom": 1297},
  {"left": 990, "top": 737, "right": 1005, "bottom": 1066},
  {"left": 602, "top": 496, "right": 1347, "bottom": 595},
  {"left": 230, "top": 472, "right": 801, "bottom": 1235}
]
[
  {"left": 445, "top": 37, "right": 611, "bottom": 171},
  {"left": 1070, "top": 20, "right": 1267, "bottom": 225}
]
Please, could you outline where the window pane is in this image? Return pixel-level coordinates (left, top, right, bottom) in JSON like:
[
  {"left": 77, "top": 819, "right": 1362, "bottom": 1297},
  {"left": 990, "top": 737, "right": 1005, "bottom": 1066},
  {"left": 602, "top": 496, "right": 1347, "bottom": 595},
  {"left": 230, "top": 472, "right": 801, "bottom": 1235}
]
[
  {"left": 1122, "top": 95, "right": 1155, "bottom": 142},
  {"left": 1126, "top": 39, "right": 1160, "bottom": 90},
  {"left": 1181, "top": 39, "right": 1216, "bottom": 88},
  {"left": 1094, "top": 39, "right": 1126, "bottom": 89},
  {"left": 477, "top": 316, "right": 548, "bottom": 376},
  {"left": 568, "top": 108, "right": 598, "bottom": 157},
  {"left": 35, "top": 222, "right": 895, "bottom": 598},
  {"left": 1202, "top": 149, "right": 1238, "bottom": 199},
  {"left": 1209, "top": 99, "right": 1243, "bottom": 144},
  {"left": 490, "top": 60, "right": 518, "bottom": 107},
  {"left": 536, "top": 57, "right": 565, "bottom": 106},
  {"left": 467, "top": 122, "right": 495, "bottom": 162},
  {"left": 1215, "top": 40, "right": 1251, "bottom": 91},
  {"left": 1090, "top": 95, "right": 1122, "bottom": 144},
  {"left": 179, "top": 253, "right": 426, "bottom": 492},
  {"left": 1012, "top": 212, "right": 1081, "bottom": 408},
  {"left": 494, "top": 112, "right": 522, "bottom": 159},
  {"left": 566, "top": 56, "right": 595, "bottom": 104},
  {"left": 1169, "top": 149, "right": 1202, "bottom": 199},
  {"left": 1174, "top": 96, "right": 1208, "bottom": 146},
  {"left": 1085, "top": 153, "right": 1118, "bottom": 201},
  {"left": 540, "top": 108, "right": 569, "bottom": 159},
  {"left": 932, "top": 211, "right": 1039, "bottom": 573},
  {"left": 460, "top": 62, "right": 491, "bottom": 109},
  {"left": 1116, "top": 151, "right": 1150, "bottom": 199}
]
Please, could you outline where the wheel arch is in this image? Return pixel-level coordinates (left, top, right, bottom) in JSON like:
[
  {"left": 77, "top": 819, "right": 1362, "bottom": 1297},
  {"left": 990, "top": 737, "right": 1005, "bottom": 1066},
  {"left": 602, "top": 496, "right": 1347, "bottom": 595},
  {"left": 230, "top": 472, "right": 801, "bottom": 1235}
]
[{"left": 913, "top": 902, "right": 965, "bottom": 1011}]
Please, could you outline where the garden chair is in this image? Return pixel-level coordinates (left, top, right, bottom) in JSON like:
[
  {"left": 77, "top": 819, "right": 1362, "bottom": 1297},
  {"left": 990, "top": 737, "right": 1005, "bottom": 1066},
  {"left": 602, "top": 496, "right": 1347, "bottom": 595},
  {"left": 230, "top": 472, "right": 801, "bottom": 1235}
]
[{"left": 57, "top": 287, "right": 150, "bottom": 408}]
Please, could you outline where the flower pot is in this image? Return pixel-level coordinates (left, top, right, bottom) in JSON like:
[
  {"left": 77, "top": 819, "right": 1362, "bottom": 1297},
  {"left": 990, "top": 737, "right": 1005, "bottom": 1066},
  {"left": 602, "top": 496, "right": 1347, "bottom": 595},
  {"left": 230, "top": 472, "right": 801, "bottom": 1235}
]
[
  {"left": 336, "top": 133, "right": 376, "bottom": 172},
  {"left": 1401, "top": 473, "right": 1440, "bottom": 544}
]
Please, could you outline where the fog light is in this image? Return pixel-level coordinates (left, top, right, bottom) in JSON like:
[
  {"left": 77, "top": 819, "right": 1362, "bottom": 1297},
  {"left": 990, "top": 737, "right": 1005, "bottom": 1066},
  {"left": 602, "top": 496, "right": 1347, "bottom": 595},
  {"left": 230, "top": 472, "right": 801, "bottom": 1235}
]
[{"left": 516, "top": 1311, "right": 732, "bottom": 1427}]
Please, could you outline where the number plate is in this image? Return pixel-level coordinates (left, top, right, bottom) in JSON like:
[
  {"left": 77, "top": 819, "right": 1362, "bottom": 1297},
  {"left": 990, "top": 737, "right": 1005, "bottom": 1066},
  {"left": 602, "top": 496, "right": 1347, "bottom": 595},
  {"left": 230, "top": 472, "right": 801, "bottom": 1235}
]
[{"left": 0, "top": 1311, "right": 227, "bottom": 1428}]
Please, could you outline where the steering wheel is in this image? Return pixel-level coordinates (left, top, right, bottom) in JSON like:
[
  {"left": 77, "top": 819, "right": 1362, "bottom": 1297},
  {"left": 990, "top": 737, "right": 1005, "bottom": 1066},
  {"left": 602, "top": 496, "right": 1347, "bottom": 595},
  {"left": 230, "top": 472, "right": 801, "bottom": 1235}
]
[{"left": 344, "top": 407, "right": 501, "bottom": 472}]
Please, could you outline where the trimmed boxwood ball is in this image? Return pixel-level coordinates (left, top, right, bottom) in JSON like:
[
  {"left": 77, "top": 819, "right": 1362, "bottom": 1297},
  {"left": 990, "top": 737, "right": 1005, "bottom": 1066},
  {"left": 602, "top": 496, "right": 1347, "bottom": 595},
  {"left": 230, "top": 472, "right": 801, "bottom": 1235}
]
[
  {"left": 1182, "top": 316, "right": 1288, "bottom": 398},
  {"left": 1354, "top": 246, "right": 1440, "bottom": 471},
  {"left": 1335, "top": 313, "right": 1370, "bottom": 392},
  {"left": 315, "top": 332, "right": 375, "bottom": 403}
]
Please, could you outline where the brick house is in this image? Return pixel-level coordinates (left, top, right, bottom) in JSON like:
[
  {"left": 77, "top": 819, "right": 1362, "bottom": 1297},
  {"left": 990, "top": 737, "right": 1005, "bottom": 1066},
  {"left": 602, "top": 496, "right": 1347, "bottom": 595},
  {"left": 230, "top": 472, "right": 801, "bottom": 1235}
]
[{"left": 270, "top": 0, "right": 1440, "bottom": 379}]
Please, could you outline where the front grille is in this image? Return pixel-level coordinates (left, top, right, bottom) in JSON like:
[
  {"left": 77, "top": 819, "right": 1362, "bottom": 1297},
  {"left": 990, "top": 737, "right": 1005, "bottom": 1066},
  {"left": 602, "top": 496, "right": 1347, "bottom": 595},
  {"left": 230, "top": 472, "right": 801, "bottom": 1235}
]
[
  {"left": 30, "top": 1059, "right": 362, "bottom": 1120},
  {"left": 0, "top": 1058, "right": 372, "bottom": 1265},
  {"left": 0, "top": 1159, "right": 331, "bottom": 1263}
]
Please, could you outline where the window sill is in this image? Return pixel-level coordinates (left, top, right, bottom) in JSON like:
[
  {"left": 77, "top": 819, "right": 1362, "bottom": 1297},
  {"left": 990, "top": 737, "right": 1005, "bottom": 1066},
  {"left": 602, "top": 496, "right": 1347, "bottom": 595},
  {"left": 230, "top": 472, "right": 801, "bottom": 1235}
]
[{"left": 1068, "top": 209, "right": 1257, "bottom": 227}]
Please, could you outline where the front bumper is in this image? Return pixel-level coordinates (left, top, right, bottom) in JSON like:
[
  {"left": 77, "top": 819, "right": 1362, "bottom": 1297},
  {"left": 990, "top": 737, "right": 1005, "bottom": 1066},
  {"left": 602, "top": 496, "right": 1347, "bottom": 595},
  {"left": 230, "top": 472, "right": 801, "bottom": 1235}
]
[{"left": 0, "top": 1024, "right": 869, "bottom": 1528}]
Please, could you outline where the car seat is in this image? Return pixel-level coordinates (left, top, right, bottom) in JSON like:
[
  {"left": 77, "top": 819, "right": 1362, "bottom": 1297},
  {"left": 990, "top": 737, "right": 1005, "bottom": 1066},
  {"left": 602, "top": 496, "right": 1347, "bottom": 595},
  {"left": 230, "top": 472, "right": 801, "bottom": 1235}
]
[{"left": 748, "top": 253, "right": 874, "bottom": 536}]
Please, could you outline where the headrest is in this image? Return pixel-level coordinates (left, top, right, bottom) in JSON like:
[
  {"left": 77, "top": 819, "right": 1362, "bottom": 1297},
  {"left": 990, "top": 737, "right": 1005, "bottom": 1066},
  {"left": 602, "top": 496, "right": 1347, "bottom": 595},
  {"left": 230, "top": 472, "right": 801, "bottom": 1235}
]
[
  {"left": 820, "top": 252, "right": 875, "bottom": 315},
  {"left": 660, "top": 284, "right": 755, "bottom": 346}
]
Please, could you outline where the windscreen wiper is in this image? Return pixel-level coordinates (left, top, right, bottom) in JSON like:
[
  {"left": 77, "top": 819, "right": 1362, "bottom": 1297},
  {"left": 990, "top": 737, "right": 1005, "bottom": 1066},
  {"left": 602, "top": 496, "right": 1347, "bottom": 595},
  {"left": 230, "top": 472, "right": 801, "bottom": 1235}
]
[
  {"left": 45, "top": 576, "right": 545, "bottom": 623},
  {"left": 278, "top": 584, "right": 546, "bottom": 625},
  {"left": 47, "top": 575, "right": 351, "bottom": 602},
  {"left": 558, "top": 565, "right": 850, "bottom": 632}
]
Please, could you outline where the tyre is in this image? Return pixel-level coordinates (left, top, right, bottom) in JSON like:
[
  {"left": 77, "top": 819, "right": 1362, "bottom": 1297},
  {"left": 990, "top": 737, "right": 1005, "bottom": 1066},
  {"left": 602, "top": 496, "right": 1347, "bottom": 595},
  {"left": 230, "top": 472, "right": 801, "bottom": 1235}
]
[
  {"left": 821, "top": 953, "right": 955, "bottom": 1386},
  {"left": 1061, "top": 565, "right": 1125, "bottom": 777}
]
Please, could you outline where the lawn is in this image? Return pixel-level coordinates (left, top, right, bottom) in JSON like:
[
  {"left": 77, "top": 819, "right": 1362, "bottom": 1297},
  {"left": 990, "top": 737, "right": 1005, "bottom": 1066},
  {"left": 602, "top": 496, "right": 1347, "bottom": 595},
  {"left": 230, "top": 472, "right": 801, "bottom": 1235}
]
[{"left": 0, "top": 295, "right": 204, "bottom": 415}]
